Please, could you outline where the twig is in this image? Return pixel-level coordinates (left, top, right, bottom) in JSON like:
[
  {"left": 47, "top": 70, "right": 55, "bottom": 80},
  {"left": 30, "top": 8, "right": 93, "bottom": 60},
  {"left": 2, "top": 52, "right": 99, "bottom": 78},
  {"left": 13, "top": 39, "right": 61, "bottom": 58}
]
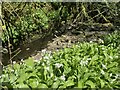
[
  {"left": 11, "top": 48, "right": 20, "bottom": 54},
  {"left": 10, "top": 49, "right": 21, "bottom": 61}
]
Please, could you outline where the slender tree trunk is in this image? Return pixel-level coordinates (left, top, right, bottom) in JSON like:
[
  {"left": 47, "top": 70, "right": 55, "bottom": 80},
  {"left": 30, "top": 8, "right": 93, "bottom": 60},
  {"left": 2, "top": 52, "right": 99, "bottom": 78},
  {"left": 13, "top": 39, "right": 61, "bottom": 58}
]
[{"left": 0, "top": 1, "right": 3, "bottom": 73}]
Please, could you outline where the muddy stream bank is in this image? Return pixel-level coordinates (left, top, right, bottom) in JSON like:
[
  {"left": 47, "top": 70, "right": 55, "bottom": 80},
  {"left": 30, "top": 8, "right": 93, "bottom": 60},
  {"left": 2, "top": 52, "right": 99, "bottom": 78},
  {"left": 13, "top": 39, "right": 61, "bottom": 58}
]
[{"left": 2, "top": 30, "right": 111, "bottom": 65}]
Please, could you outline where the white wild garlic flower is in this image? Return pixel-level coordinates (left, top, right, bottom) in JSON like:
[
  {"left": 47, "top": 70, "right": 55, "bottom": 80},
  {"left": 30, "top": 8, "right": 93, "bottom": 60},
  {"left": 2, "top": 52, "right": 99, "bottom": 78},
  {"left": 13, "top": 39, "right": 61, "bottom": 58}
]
[
  {"left": 109, "top": 56, "right": 113, "bottom": 59},
  {"left": 34, "top": 59, "right": 39, "bottom": 62},
  {"left": 21, "top": 59, "right": 24, "bottom": 62},
  {"left": 41, "top": 49, "right": 46, "bottom": 54},
  {"left": 115, "top": 56, "right": 118, "bottom": 59},
  {"left": 80, "top": 60, "right": 88, "bottom": 66},
  {"left": 101, "top": 70, "right": 105, "bottom": 75},
  {"left": 55, "top": 63, "right": 63, "bottom": 68},
  {"left": 90, "top": 41, "right": 93, "bottom": 43},
  {"left": 110, "top": 73, "right": 112, "bottom": 77},
  {"left": 11, "top": 69, "right": 14, "bottom": 72},
  {"left": 98, "top": 38, "right": 104, "bottom": 43},
  {"left": 115, "top": 74, "right": 119, "bottom": 79},
  {"left": 102, "top": 64, "right": 107, "bottom": 69},
  {"left": 54, "top": 77, "right": 57, "bottom": 81},
  {"left": 13, "top": 61, "right": 16, "bottom": 64},
  {"left": 46, "top": 67, "right": 50, "bottom": 71},
  {"left": 0, "top": 75, "right": 2, "bottom": 79},
  {"left": 60, "top": 74, "right": 65, "bottom": 81},
  {"left": 51, "top": 73, "right": 54, "bottom": 77},
  {"left": 87, "top": 58, "right": 91, "bottom": 61},
  {"left": 44, "top": 56, "right": 49, "bottom": 60},
  {"left": 111, "top": 79, "right": 116, "bottom": 83}
]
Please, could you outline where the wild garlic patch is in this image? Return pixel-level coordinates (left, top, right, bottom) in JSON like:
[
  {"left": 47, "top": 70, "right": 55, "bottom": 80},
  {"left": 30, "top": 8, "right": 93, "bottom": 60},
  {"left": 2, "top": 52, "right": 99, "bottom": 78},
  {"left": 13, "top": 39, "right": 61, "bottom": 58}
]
[{"left": 1, "top": 40, "right": 120, "bottom": 89}]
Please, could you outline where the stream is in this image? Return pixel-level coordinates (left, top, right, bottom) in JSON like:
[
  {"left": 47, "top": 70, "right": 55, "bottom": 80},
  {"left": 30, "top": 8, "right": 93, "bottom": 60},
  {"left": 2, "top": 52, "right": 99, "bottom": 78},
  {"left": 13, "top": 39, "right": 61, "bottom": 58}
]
[
  {"left": 2, "top": 30, "right": 111, "bottom": 66},
  {"left": 2, "top": 34, "right": 53, "bottom": 65}
]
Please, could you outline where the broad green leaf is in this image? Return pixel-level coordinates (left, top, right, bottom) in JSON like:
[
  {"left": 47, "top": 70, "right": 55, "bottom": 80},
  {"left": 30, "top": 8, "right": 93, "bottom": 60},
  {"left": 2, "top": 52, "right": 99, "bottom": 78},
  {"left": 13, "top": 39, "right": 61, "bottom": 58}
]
[
  {"left": 16, "top": 83, "right": 29, "bottom": 88},
  {"left": 51, "top": 80, "right": 60, "bottom": 88},
  {"left": 37, "top": 83, "right": 48, "bottom": 88},
  {"left": 100, "top": 79, "right": 105, "bottom": 88},
  {"left": 67, "top": 76, "right": 76, "bottom": 80},
  {"left": 27, "top": 73, "right": 38, "bottom": 79},
  {"left": 107, "top": 62, "right": 118, "bottom": 68},
  {"left": 64, "top": 66, "right": 71, "bottom": 74},
  {"left": 89, "top": 54, "right": 98, "bottom": 66},
  {"left": 16, "top": 72, "right": 27, "bottom": 83},
  {"left": 59, "top": 85, "right": 66, "bottom": 88},
  {"left": 46, "top": 78, "right": 54, "bottom": 86},
  {"left": 27, "top": 78, "right": 38, "bottom": 88},
  {"left": 24, "top": 58, "right": 34, "bottom": 67},
  {"left": 65, "top": 80, "right": 75, "bottom": 87},
  {"left": 83, "top": 73, "right": 91, "bottom": 82},
  {"left": 78, "top": 80, "right": 84, "bottom": 88},
  {"left": 104, "top": 72, "right": 110, "bottom": 80},
  {"left": 9, "top": 73, "right": 17, "bottom": 83},
  {"left": 65, "top": 54, "right": 69, "bottom": 59},
  {"left": 86, "top": 80, "right": 96, "bottom": 88},
  {"left": 103, "top": 51, "right": 109, "bottom": 60},
  {"left": 13, "top": 63, "right": 20, "bottom": 70},
  {"left": 44, "top": 69, "right": 48, "bottom": 80},
  {"left": 108, "top": 67, "right": 119, "bottom": 73},
  {"left": 7, "top": 65, "right": 13, "bottom": 71},
  {"left": 25, "top": 67, "right": 34, "bottom": 73}
]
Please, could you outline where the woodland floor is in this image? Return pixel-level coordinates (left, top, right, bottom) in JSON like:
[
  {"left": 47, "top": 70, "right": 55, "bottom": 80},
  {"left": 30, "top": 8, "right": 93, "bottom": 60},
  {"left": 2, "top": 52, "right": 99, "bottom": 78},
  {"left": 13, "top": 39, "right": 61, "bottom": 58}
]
[
  {"left": 31, "top": 30, "right": 110, "bottom": 61},
  {"left": 2, "top": 29, "right": 111, "bottom": 65}
]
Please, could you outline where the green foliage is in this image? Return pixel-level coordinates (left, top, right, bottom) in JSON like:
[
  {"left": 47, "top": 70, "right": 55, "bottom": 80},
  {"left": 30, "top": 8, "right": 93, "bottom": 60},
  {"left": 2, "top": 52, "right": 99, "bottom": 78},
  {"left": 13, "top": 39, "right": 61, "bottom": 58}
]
[
  {"left": 2, "top": 3, "right": 53, "bottom": 46},
  {"left": 1, "top": 42, "right": 120, "bottom": 89},
  {"left": 1, "top": 2, "right": 120, "bottom": 89},
  {"left": 102, "top": 30, "right": 120, "bottom": 69},
  {"left": 2, "top": 2, "right": 120, "bottom": 48},
  {"left": 103, "top": 30, "right": 120, "bottom": 48}
]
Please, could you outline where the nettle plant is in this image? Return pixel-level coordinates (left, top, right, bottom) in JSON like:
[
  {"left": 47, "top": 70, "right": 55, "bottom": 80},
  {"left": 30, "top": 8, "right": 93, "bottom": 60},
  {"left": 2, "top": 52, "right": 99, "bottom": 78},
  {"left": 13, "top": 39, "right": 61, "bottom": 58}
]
[{"left": 0, "top": 42, "right": 120, "bottom": 89}]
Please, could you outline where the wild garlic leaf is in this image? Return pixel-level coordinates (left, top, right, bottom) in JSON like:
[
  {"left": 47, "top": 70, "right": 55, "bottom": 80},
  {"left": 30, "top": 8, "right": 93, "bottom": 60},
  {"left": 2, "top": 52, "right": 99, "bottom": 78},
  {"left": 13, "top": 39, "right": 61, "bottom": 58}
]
[
  {"left": 100, "top": 79, "right": 105, "bottom": 88},
  {"left": 86, "top": 80, "right": 96, "bottom": 88},
  {"left": 37, "top": 83, "right": 48, "bottom": 88},
  {"left": 107, "top": 62, "right": 118, "bottom": 69},
  {"left": 65, "top": 80, "right": 75, "bottom": 87},
  {"left": 51, "top": 80, "right": 60, "bottom": 88},
  {"left": 78, "top": 80, "right": 84, "bottom": 88},
  {"left": 24, "top": 58, "right": 34, "bottom": 68}
]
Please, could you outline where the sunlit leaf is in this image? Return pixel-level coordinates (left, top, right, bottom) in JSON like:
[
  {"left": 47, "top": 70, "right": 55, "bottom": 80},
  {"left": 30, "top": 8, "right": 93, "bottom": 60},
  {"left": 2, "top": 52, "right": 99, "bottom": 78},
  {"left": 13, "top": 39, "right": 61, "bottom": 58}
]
[
  {"left": 51, "top": 80, "right": 60, "bottom": 88},
  {"left": 86, "top": 80, "right": 96, "bottom": 88},
  {"left": 78, "top": 80, "right": 84, "bottom": 88},
  {"left": 100, "top": 79, "right": 105, "bottom": 88},
  {"left": 16, "top": 83, "right": 29, "bottom": 88},
  {"left": 37, "top": 83, "right": 48, "bottom": 88},
  {"left": 65, "top": 80, "right": 75, "bottom": 87},
  {"left": 107, "top": 62, "right": 118, "bottom": 68},
  {"left": 24, "top": 58, "right": 34, "bottom": 68}
]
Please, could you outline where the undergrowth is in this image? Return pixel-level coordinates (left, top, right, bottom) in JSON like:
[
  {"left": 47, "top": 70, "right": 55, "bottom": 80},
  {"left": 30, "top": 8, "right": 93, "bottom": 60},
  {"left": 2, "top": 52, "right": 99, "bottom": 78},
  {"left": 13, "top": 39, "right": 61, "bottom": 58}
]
[{"left": 0, "top": 31, "right": 120, "bottom": 89}]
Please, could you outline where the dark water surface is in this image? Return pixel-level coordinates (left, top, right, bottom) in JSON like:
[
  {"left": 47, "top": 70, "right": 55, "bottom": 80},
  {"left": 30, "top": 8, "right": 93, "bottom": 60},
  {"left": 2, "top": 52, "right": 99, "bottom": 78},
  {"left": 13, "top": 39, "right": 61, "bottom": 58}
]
[{"left": 2, "top": 35, "right": 53, "bottom": 65}]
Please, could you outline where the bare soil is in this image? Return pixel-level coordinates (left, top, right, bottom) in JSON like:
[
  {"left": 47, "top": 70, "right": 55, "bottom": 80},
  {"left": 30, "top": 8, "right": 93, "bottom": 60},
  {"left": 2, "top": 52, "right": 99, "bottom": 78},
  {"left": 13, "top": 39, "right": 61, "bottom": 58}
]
[{"left": 31, "top": 30, "right": 110, "bottom": 61}]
